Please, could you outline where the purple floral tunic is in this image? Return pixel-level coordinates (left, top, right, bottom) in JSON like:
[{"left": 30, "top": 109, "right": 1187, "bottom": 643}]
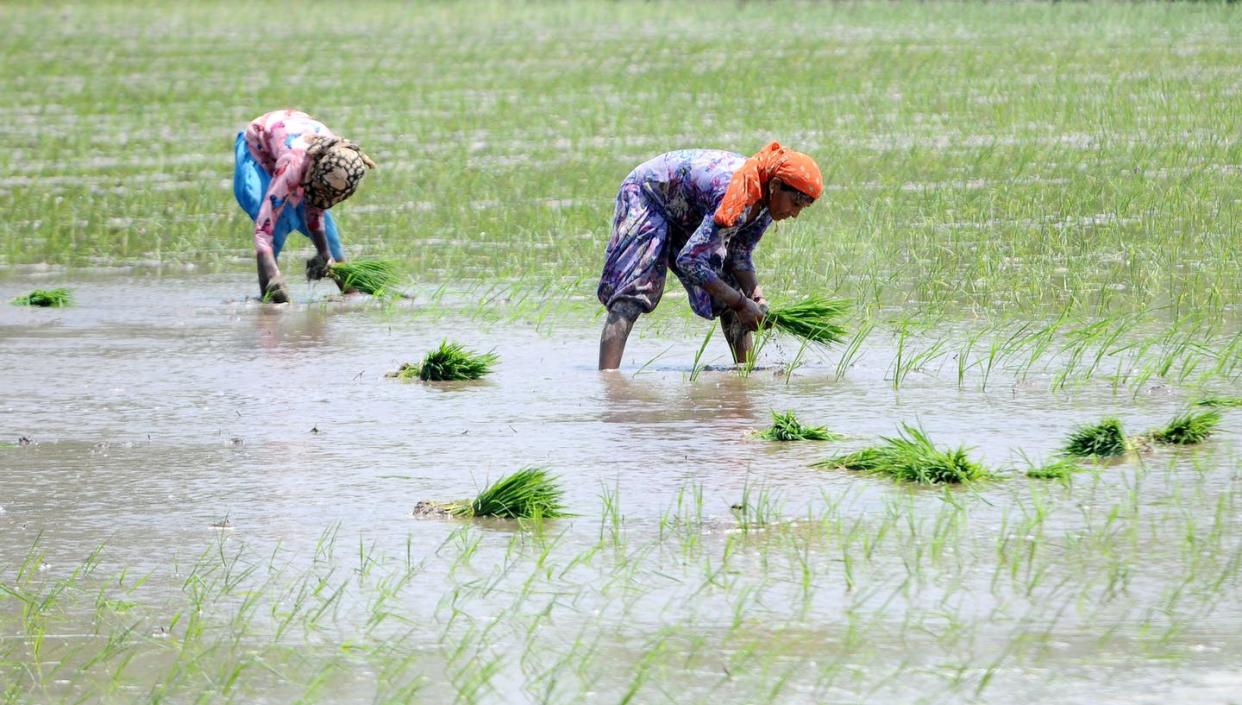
[{"left": 596, "top": 149, "right": 771, "bottom": 319}]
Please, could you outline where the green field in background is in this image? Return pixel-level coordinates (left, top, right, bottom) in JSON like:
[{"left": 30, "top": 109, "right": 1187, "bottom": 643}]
[{"left": 2, "top": 1, "right": 1239, "bottom": 325}]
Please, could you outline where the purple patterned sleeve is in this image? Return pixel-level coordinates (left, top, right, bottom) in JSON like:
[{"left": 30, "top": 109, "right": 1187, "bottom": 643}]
[
  {"left": 675, "top": 213, "right": 736, "bottom": 286},
  {"left": 725, "top": 215, "right": 770, "bottom": 273}
]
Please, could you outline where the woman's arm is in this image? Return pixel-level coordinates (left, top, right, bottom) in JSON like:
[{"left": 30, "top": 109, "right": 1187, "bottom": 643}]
[
  {"left": 305, "top": 207, "right": 334, "bottom": 265},
  {"left": 253, "top": 158, "right": 300, "bottom": 257},
  {"left": 733, "top": 269, "right": 764, "bottom": 307},
  {"left": 674, "top": 212, "right": 729, "bottom": 287},
  {"left": 725, "top": 216, "right": 769, "bottom": 304},
  {"left": 676, "top": 214, "right": 766, "bottom": 329}
]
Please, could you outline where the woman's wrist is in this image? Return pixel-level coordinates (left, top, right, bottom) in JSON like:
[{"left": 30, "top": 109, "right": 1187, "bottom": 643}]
[{"left": 727, "top": 289, "right": 747, "bottom": 311}]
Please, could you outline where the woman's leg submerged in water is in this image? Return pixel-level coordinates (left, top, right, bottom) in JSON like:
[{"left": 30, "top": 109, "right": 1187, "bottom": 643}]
[
  {"left": 234, "top": 134, "right": 290, "bottom": 302},
  {"left": 596, "top": 182, "right": 671, "bottom": 370},
  {"left": 256, "top": 253, "right": 287, "bottom": 302},
  {"left": 718, "top": 309, "right": 753, "bottom": 365},
  {"left": 599, "top": 299, "right": 644, "bottom": 370},
  {"left": 256, "top": 219, "right": 295, "bottom": 303}
]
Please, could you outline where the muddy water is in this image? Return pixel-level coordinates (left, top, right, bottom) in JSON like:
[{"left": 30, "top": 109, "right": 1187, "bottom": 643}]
[{"left": 2, "top": 272, "right": 1240, "bottom": 704}]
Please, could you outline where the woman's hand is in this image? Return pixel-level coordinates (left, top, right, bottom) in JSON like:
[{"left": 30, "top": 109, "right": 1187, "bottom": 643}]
[
  {"left": 753, "top": 296, "right": 772, "bottom": 328},
  {"left": 731, "top": 296, "right": 767, "bottom": 331},
  {"left": 305, "top": 253, "right": 333, "bottom": 280}
]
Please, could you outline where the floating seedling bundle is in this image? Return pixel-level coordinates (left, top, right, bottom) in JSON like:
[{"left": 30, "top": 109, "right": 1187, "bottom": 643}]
[
  {"left": 757, "top": 410, "right": 841, "bottom": 441},
  {"left": 394, "top": 341, "right": 498, "bottom": 381},
  {"left": 1063, "top": 411, "right": 1223, "bottom": 458},
  {"left": 413, "top": 467, "right": 568, "bottom": 520},
  {"left": 1062, "top": 418, "right": 1130, "bottom": 457},
  {"left": 1149, "top": 410, "right": 1220, "bottom": 445},
  {"left": 12, "top": 288, "right": 72, "bottom": 307},
  {"left": 811, "top": 424, "right": 990, "bottom": 485},
  {"left": 327, "top": 259, "right": 401, "bottom": 296},
  {"left": 763, "top": 296, "right": 849, "bottom": 348}
]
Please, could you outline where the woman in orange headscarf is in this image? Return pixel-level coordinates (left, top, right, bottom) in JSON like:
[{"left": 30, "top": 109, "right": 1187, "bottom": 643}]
[{"left": 597, "top": 143, "right": 823, "bottom": 370}]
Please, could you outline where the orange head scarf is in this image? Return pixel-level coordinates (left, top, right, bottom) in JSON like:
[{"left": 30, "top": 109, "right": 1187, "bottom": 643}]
[{"left": 713, "top": 142, "right": 823, "bottom": 228}]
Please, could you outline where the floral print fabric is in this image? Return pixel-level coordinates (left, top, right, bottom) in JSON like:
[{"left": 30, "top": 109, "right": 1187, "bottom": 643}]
[
  {"left": 241, "top": 110, "right": 335, "bottom": 255},
  {"left": 597, "top": 149, "right": 771, "bottom": 319}
]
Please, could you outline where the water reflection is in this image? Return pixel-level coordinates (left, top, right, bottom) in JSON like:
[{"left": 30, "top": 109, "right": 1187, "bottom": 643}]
[
  {"left": 681, "top": 372, "right": 756, "bottom": 422},
  {"left": 597, "top": 368, "right": 757, "bottom": 428},
  {"left": 250, "top": 301, "right": 332, "bottom": 352},
  {"left": 597, "top": 371, "right": 663, "bottom": 424}
]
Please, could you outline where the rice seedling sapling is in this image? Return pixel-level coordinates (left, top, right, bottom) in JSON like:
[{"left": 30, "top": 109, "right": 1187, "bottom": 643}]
[
  {"left": 1063, "top": 418, "right": 1130, "bottom": 458},
  {"left": 757, "top": 410, "right": 841, "bottom": 441},
  {"left": 413, "top": 467, "right": 568, "bottom": 520},
  {"left": 763, "top": 296, "right": 850, "bottom": 349},
  {"left": 394, "top": 341, "right": 499, "bottom": 381},
  {"left": 811, "top": 424, "right": 990, "bottom": 484},
  {"left": 1149, "top": 410, "right": 1221, "bottom": 445},
  {"left": 327, "top": 259, "right": 401, "bottom": 296},
  {"left": 12, "top": 288, "right": 72, "bottom": 307}
]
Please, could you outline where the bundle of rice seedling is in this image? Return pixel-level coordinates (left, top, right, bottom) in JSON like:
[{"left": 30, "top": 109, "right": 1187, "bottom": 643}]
[
  {"left": 811, "top": 424, "right": 990, "bottom": 485},
  {"left": 1150, "top": 410, "right": 1221, "bottom": 445},
  {"left": 460, "top": 467, "right": 567, "bottom": 519},
  {"left": 1195, "top": 396, "right": 1242, "bottom": 408},
  {"left": 408, "top": 341, "right": 498, "bottom": 381},
  {"left": 413, "top": 467, "right": 568, "bottom": 520},
  {"left": 1026, "top": 459, "right": 1083, "bottom": 481},
  {"left": 763, "top": 296, "right": 849, "bottom": 348},
  {"left": 756, "top": 410, "right": 841, "bottom": 441},
  {"left": 328, "top": 259, "right": 400, "bottom": 296},
  {"left": 12, "top": 288, "right": 72, "bottom": 307},
  {"left": 1063, "top": 418, "right": 1129, "bottom": 457}
]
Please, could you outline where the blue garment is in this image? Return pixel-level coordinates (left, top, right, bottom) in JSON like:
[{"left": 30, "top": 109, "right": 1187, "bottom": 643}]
[{"left": 232, "top": 133, "right": 344, "bottom": 260}]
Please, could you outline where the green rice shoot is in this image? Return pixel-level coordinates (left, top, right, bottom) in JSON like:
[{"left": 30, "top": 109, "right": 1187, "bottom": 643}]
[
  {"left": 451, "top": 467, "right": 568, "bottom": 519},
  {"left": 1026, "top": 459, "right": 1083, "bottom": 481},
  {"left": 1063, "top": 418, "right": 1130, "bottom": 457},
  {"left": 763, "top": 296, "right": 850, "bottom": 349},
  {"left": 328, "top": 259, "right": 401, "bottom": 296},
  {"left": 413, "top": 341, "right": 499, "bottom": 381},
  {"left": 757, "top": 410, "right": 841, "bottom": 442},
  {"left": 810, "top": 424, "right": 990, "bottom": 485},
  {"left": 1150, "top": 410, "right": 1221, "bottom": 445},
  {"left": 12, "top": 288, "right": 72, "bottom": 307},
  {"left": 1195, "top": 396, "right": 1242, "bottom": 408}
]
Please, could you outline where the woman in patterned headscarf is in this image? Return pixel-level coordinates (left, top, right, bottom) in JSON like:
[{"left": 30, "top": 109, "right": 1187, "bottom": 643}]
[
  {"left": 233, "top": 109, "right": 377, "bottom": 303},
  {"left": 597, "top": 142, "right": 823, "bottom": 370}
]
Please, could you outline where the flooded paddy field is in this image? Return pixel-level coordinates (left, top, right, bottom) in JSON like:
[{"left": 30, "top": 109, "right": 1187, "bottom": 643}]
[
  {"left": 2, "top": 272, "right": 1239, "bottom": 704},
  {"left": 3, "top": 1, "right": 1242, "bottom": 703}
]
